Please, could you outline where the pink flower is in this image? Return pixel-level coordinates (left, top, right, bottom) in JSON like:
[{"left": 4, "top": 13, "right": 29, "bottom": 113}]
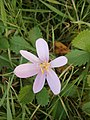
[{"left": 14, "top": 38, "right": 68, "bottom": 95}]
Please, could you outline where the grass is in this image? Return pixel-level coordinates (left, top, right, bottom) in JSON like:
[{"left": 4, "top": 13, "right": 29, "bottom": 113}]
[{"left": 0, "top": 0, "right": 90, "bottom": 120}]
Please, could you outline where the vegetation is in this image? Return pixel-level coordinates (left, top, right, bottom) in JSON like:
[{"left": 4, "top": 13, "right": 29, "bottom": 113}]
[{"left": 0, "top": 0, "right": 90, "bottom": 119}]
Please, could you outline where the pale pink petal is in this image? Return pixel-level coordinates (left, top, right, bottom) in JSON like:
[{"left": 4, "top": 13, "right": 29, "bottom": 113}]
[
  {"left": 20, "top": 50, "right": 40, "bottom": 63},
  {"left": 47, "top": 69, "right": 61, "bottom": 95},
  {"left": 14, "top": 63, "right": 40, "bottom": 78},
  {"left": 50, "top": 56, "right": 68, "bottom": 68},
  {"left": 36, "top": 38, "right": 49, "bottom": 62},
  {"left": 33, "top": 72, "right": 45, "bottom": 93}
]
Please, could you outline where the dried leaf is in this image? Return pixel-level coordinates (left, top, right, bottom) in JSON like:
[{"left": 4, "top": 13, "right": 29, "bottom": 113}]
[{"left": 54, "top": 41, "right": 70, "bottom": 55}]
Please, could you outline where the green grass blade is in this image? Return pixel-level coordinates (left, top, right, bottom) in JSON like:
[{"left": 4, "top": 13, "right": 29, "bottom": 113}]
[
  {"left": 58, "top": 95, "right": 69, "bottom": 119},
  {"left": 39, "top": 0, "right": 68, "bottom": 18},
  {"left": 0, "top": 90, "right": 7, "bottom": 107},
  {"left": 20, "top": 9, "right": 51, "bottom": 13},
  {"left": 0, "top": 0, "right": 7, "bottom": 26},
  {"left": 7, "top": 94, "right": 13, "bottom": 120}
]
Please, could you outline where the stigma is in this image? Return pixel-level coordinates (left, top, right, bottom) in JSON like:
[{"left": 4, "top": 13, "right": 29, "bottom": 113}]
[{"left": 40, "top": 62, "right": 50, "bottom": 74}]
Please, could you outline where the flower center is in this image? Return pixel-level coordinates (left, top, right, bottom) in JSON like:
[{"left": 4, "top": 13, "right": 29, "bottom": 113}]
[{"left": 40, "top": 62, "right": 50, "bottom": 74}]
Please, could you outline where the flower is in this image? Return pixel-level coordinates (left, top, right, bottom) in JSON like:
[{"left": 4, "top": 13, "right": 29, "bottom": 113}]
[{"left": 14, "top": 38, "right": 68, "bottom": 95}]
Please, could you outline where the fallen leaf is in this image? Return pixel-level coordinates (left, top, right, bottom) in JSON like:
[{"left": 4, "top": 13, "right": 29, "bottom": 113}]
[{"left": 54, "top": 41, "right": 70, "bottom": 55}]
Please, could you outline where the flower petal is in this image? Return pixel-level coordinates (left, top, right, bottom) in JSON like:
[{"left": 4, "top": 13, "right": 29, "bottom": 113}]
[
  {"left": 20, "top": 50, "right": 40, "bottom": 63},
  {"left": 50, "top": 56, "right": 68, "bottom": 68},
  {"left": 47, "top": 69, "right": 61, "bottom": 95},
  {"left": 36, "top": 38, "right": 49, "bottom": 62},
  {"left": 14, "top": 63, "right": 40, "bottom": 78},
  {"left": 33, "top": 72, "right": 45, "bottom": 93}
]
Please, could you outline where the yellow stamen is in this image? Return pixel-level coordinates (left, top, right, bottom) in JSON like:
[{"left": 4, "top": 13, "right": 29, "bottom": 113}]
[{"left": 40, "top": 62, "right": 50, "bottom": 74}]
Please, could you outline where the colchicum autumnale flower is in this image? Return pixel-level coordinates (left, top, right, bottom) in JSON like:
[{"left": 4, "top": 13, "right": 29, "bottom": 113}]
[{"left": 14, "top": 38, "right": 68, "bottom": 95}]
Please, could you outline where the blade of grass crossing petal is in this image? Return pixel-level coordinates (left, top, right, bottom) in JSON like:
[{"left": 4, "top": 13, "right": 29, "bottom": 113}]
[{"left": 39, "top": 0, "right": 68, "bottom": 18}]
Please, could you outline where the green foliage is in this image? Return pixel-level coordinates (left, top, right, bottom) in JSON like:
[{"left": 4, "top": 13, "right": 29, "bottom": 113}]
[
  {"left": 0, "top": 37, "right": 9, "bottom": 50},
  {"left": 47, "top": 0, "right": 61, "bottom": 4},
  {"left": 82, "top": 102, "right": 90, "bottom": 115},
  {"left": 72, "top": 30, "right": 90, "bottom": 52},
  {"left": 87, "top": 75, "right": 90, "bottom": 86},
  {"left": 0, "top": 0, "right": 90, "bottom": 119},
  {"left": 7, "top": 94, "right": 12, "bottom": 120},
  {"left": 52, "top": 100, "right": 67, "bottom": 120},
  {"left": 9, "top": 36, "right": 35, "bottom": 54},
  {"left": 0, "top": 0, "right": 7, "bottom": 26},
  {"left": 66, "top": 49, "right": 90, "bottom": 66},
  {"left": 0, "top": 53, "right": 11, "bottom": 70},
  {"left": 39, "top": 0, "right": 68, "bottom": 18},
  {"left": 87, "top": 0, "right": 90, "bottom": 3},
  {"left": 36, "top": 87, "right": 49, "bottom": 106},
  {"left": 61, "top": 82, "right": 78, "bottom": 97},
  {"left": 28, "top": 26, "right": 42, "bottom": 46},
  {"left": 0, "top": 22, "right": 4, "bottom": 35},
  {"left": 18, "top": 85, "right": 35, "bottom": 104}
]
